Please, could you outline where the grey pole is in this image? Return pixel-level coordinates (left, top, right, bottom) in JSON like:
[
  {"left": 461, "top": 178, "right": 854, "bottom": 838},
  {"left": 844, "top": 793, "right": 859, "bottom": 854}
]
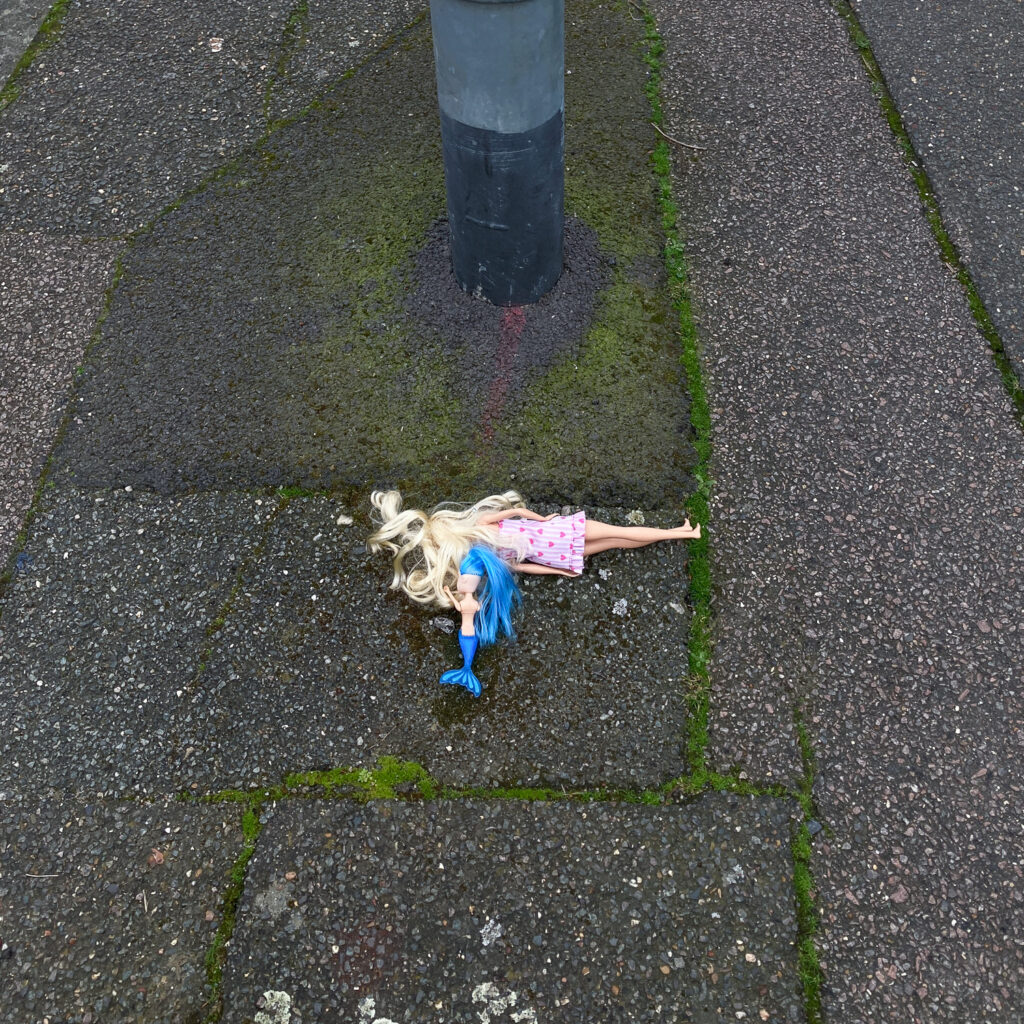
[{"left": 429, "top": 0, "right": 565, "bottom": 306}]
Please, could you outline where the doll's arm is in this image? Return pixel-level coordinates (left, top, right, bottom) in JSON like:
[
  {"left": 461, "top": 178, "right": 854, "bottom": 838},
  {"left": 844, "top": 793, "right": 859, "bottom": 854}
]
[
  {"left": 478, "top": 507, "right": 556, "bottom": 525},
  {"left": 511, "top": 562, "right": 579, "bottom": 577}
]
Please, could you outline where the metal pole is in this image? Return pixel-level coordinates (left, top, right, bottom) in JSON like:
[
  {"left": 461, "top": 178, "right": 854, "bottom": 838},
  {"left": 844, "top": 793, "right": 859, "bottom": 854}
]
[{"left": 429, "top": 0, "right": 565, "bottom": 306}]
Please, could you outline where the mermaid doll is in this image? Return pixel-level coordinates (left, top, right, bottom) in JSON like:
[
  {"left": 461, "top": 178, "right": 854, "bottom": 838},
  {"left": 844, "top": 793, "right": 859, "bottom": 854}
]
[{"left": 367, "top": 489, "right": 701, "bottom": 695}]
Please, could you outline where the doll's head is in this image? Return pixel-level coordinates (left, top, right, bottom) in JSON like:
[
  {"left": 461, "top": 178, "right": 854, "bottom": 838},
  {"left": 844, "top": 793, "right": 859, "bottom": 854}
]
[
  {"left": 367, "top": 489, "right": 524, "bottom": 608},
  {"left": 459, "top": 546, "right": 521, "bottom": 646}
]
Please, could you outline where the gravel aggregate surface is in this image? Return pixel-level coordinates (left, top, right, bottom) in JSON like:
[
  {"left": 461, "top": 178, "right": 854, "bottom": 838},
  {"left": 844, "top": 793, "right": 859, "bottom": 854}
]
[
  {"left": 264, "top": 0, "right": 425, "bottom": 124},
  {"left": 0, "top": 0, "right": 51, "bottom": 82},
  {"left": 0, "top": 797, "right": 243, "bottom": 1024},
  {"left": 220, "top": 796, "right": 801, "bottom": 1024},
  {"left": 0, "top": 486, "right": 276, "bottom": 799},
  {"left": 653, "top": 0, "right": 1024, "bottom": 1019},
  {"left": 851, "top": 0, "right": 1024, "bottom": 378},
  {"left": 0, "top": 0, "right": 292, "bottom": 235},
  {"left": 185, "top": 497, "right": 692, "bottom": 792},
  {"left": 0, "top": 231, "right": 118, "bottom": 569}
]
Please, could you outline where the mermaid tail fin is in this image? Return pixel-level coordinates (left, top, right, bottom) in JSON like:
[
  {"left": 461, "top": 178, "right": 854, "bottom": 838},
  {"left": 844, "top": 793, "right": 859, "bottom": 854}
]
[{"left": 440, "top": 631, "right": 482, "bottom": 697}]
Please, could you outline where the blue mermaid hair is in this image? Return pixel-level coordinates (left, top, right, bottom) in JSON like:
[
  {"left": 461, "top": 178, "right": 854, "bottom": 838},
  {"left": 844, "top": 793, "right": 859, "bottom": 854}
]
[{"left": 460, "top": 545, "right": 521, "bottom": 647}]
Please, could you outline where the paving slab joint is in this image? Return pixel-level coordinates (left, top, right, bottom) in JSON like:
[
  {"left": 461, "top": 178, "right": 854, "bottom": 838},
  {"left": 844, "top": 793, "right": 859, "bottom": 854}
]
[
  {"left": 638, "top": 1, "right": 715, "bottom": 776},
  {"left": 179, "top": 755, "right": 794, "bottom": 808},
  {"left": 0, "top": 241, "right": 126, "bottom": 602},
  {"left": 791, "top": 707, "right": 824, "bottom": 1023},
  {"left": 188, "top": 493, "right": 290, "bottom": 683},
  {"left": 833, "top": 0, "right": 1024, "bottom": 431},
  {"left": 202, "top": 805, "right": 262, "bottom": 1023},
  {"left": 0, "top": 0, "right": 70, "bottom": 116},
  {"left": 263, "top": 7, "right": 429, "bottom": 134},
  {"left": 262, "top": 0, "right": 311, "bottom": 126}
]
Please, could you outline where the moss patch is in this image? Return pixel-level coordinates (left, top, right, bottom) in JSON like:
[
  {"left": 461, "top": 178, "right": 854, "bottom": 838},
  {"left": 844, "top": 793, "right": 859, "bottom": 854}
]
[{"left": 57, "top": 2, "right": 695, "bottom": 508}]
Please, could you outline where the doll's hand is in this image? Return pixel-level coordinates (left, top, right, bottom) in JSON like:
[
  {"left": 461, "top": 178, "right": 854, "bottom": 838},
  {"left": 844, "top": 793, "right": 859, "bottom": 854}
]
[
  {"left": 443, "top": 585, "right": 461, "bottom": 610},
  {"left": 542, "top": 513, "right": 558, "bottom": 521}
]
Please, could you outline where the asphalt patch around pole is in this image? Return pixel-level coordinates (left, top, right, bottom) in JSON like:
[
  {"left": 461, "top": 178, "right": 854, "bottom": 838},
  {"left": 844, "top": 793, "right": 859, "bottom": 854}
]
[{"left": 219, "top": 796, "right": 802, "bottom": 1024}]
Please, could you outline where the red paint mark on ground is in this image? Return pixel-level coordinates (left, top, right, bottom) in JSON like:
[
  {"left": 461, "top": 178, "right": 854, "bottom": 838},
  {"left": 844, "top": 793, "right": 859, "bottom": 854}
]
[{"left": 481, "top": 305, "right": 526, "bottom": 442}]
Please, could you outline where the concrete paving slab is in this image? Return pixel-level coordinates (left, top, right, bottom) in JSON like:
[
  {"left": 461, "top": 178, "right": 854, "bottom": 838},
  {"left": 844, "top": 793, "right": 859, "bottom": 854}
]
[
  {"left": 265, "top": 0, "right": 425, "bottom": 124},
  {"left": 0, "top": 797, "right": 243, "bottom": 1024},
  {"left": 0, "top": 231, "right": 118, "bottom": 569},
  {"left": 653, "top": 0, "right": 1024, "bottom": 1020},
  {"left": 851, "top": 0, "right": 1024, "bottom": 378},
  {"left": 220, "top": 796, "right": 802, "bottom": 1024},
  {"left": 0, "top": 487, "right": 276, "bottom": 799},
  {"left": 48, "top": 8, "right": 694, "bottom": 508},
  {"left": 0, "top": 0, "right": 293, "bottom": 235},
  {"left": 183, "top": 497, "right": 691, "bottom": 792},
  {"left": 814, "top": 730, "right": 1024, "bottom": 1020},
  {"left": 0, "top": 0, "right": 52, "bottom": 82}
]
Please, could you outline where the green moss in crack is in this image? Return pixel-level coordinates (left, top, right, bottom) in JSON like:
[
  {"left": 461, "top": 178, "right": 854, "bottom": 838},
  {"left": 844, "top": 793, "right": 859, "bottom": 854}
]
[{"left": 0, "top": 0, "right": 72, "bottom": 115}]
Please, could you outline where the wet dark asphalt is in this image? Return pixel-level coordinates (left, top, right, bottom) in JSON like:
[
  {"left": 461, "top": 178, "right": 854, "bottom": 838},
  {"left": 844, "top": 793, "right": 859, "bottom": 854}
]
[{"left": 2, "top": 0, "right": 1023, "bottom": 1022}]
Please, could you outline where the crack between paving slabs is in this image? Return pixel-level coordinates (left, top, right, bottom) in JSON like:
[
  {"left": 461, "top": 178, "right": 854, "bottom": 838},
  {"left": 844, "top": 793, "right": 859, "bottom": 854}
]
[
  {"left": 639, "top": 3, "right": 827, "bottom": 1018},
  {"left": 832, "top": 0, "right": 1024, "bottom": 432}
]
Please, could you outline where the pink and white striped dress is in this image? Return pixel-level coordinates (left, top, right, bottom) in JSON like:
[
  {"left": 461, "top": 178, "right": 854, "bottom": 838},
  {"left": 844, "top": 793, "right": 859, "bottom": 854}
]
[{"left": 496, "top": 512, "right": 586, "bottom": 575}]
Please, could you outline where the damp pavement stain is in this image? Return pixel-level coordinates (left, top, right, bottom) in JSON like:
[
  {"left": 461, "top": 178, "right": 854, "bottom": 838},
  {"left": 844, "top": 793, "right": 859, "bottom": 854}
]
[
  {"left": 179, "top": 497, "right": 694, "bottom": 794},
  {"left": 50, "top": 3, "right": 694, "bottom": 509}
]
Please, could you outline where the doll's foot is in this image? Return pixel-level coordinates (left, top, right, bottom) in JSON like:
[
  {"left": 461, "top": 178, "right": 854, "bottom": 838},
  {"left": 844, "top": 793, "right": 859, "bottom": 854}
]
[{"left": 671, "top": 521, "right": 701, "bottom": 539}]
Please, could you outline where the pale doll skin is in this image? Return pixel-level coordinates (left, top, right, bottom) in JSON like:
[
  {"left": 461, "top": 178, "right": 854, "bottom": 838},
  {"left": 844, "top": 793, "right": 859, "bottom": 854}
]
[
  {"left": 469, "top": 505, "right": 702, "bottom": 584},
  {"left": 444, "top": 585, "right": 480, "bottom": 632}
]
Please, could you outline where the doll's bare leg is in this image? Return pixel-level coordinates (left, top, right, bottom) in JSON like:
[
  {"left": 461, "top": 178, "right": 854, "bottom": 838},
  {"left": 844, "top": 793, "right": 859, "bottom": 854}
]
[
  {"left": 583, "top": 519, "right": 700, "bottom": 558},
  {"left": 582, "top": 537, "right": 651, "bottom": 556}
]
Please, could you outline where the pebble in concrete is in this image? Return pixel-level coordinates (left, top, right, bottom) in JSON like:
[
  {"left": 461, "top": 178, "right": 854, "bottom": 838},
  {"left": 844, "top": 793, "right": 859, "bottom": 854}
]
[
  {"left": 184, "top": 497, "right": 692, "bottom": 793},
  {"left": 652, "top": 0, "right": 1024, "bottom": 1019},
  {"left": 0, "top": 487, "right": 275, "bottom": 799},
  {"left": 0, "top": 231, "right": 118, "bottom": 568},
  {"left": 0, "top": 798, "right": 243, "bottom": 1024},
  {"left": 220, "top": 795, "right": 802, "bottom": 1024}
]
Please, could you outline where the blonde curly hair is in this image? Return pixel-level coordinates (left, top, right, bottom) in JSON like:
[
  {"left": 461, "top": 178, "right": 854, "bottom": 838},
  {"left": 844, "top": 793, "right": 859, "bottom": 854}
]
[{"left": 367, "top": 489, "right": 525, "bottom": 608}]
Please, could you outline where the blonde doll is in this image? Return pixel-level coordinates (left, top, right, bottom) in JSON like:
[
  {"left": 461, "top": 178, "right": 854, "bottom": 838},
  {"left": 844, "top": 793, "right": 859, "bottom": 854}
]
[{"left": 367, "top": 489, "right": 701, "bottom": 695}]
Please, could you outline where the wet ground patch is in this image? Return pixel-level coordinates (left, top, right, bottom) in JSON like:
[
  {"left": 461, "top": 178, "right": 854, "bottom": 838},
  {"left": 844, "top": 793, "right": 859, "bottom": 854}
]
[
  {"left": 51, "top": 1, "right": 694, "bottom": 509},
  {"left": 183, "top": 496, "right": 692, "bottom": 793}
]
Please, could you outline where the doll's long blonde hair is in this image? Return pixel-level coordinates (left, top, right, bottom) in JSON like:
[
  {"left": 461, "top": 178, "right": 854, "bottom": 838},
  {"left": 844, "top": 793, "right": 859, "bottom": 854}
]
[{"left": 367, "top": 489, "right": 524, "bottom": 608}]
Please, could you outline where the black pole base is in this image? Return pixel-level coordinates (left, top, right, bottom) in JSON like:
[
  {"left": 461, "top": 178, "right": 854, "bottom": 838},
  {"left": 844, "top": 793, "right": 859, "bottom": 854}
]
[{"left": 441, "top": 110, "right": 564, "bottom": 306}]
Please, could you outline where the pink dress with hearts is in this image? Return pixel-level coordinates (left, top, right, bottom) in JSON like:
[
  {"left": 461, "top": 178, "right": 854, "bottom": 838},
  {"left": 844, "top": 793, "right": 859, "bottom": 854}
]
[{"left": 496, "top": 512, "right": 586, "bottom": 575}]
